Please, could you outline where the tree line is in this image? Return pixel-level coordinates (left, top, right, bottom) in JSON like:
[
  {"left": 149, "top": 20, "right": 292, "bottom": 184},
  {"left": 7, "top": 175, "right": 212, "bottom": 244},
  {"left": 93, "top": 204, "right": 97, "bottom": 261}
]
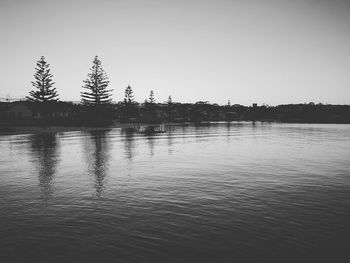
[
  {"left": 14, "top": 56, "right": 350, "bottom": 125},
  {"left": 27, "top": 56, "right": 168, "bottom": 108}
]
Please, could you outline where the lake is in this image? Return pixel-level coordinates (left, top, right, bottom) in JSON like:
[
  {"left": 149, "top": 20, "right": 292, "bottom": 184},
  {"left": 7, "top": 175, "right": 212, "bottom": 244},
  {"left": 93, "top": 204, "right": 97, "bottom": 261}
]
[{"left": 0, "top": 122, "right": 349, "bottom": 262}]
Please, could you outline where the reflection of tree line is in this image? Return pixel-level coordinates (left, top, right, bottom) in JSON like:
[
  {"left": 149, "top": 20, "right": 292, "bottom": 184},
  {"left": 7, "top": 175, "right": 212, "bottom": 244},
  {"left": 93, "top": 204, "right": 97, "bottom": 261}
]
[{"left": 28, "top": 126, "right": 179, "bottom": 199}]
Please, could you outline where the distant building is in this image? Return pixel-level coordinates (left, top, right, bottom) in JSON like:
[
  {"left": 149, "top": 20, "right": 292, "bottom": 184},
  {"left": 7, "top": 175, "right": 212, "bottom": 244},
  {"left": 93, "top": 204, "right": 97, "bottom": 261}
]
[{"left": 252, "top": 103, "right": 258, "bottom": 108}]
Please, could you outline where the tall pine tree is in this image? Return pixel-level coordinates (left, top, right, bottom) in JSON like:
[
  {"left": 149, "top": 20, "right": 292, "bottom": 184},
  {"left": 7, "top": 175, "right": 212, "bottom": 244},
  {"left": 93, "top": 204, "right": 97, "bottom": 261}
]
[
  {"left": 124, "top": 85, "right": 135, "bottom": 104},
  {"left": 167, "top": 95, "right": 173, "bottom": 121},
  {"left": 123, "top": 85, "right": 137, "bottom": 118},
  {"left": 27, "top": 56, "right": 59, "bottom": 102},
  {"left": 148, "top": 90, "right": 155, "bottom": 104},
  {"left": 81, "top": 56, "right": 113, "bottom": 105},
  {"left": 167, "top": 95, "right": 172, "bottom": 105}
]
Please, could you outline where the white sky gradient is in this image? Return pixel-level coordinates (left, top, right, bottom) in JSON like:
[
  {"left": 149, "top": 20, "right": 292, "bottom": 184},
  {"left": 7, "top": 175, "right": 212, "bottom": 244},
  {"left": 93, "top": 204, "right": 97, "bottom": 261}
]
[{"left": 1, "top": 0, "right": 349, "bottom": 105}]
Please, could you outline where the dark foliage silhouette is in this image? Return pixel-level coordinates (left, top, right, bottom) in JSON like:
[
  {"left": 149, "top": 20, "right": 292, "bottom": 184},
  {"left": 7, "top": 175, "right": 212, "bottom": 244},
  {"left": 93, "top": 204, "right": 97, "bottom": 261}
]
[
  {"left": 124, "top": 85, "right": 135, "bottom": 104},
  {"left": 1, "top": 55, "right": 350, "bottom": 126},
  {"left": 148, "top": 90, "right": 155, "bottom": 104},
  {"left": 121, "top": 85, "right": 138, "bottom": 120},
  {"left": 167, "top": 95, "right": 173, "bottom": 121},
  {"left": 81, "top": 56, "right": 113, "bottom": 105},
  {"left": 79, "top": 56, "right": 115, "bottom": 125},
  {"left": 26, "top": 56, "right": 59, "bottom": 103}
]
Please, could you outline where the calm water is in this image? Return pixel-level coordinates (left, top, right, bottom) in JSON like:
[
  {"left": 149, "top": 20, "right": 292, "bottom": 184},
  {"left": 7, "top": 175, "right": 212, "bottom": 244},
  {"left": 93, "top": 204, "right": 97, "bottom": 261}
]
[{"left": 0, "top": 122, "right": 349, "bottom": 262}]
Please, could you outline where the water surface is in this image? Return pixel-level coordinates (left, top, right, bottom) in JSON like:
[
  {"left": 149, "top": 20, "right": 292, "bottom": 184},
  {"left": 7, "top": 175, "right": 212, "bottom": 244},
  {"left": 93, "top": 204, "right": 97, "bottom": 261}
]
[{"left": 0, "top": 123, "right": 349, "bottom": 262}]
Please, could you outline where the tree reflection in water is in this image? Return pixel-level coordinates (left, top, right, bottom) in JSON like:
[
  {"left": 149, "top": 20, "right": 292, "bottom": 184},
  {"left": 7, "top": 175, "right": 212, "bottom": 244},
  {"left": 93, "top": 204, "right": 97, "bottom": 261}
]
[
  {"left": 226, "top": 121, "right": 231, "bottom": 142},
  {"left": 121, "top": 128, "right": 136, "bottom": 161},
  {"left": 167, "top": 125, "right": 174, "bottom": 154},
  {"left": 29, "top": 133, "right": 59, "bottom": 200},
  {"left": 84, "top": 130, "right": 111, "bottom": 198},
  {"left": 145, "top": 134, "right": 155, "bottom": 157}
]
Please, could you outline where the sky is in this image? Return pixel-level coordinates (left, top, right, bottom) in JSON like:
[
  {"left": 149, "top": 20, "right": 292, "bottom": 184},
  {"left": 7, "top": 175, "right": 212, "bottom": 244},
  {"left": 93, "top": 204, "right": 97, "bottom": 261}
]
[{"left": 0, "top": 0, "right": 349, "bottom": 105}]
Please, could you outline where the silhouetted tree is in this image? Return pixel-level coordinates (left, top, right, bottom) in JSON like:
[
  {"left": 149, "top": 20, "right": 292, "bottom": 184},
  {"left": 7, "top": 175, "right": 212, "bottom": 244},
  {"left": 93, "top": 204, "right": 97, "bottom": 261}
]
[
  {"left": 124, "top": 85, "right": 134, "bottom": 104},
  {"left": 167, "top": 95, "right": 173, "bottom": 121},
  {"left": 81, "top": 56, "right": 113, "bottom": 105},
  {"left": 143, "top": 90, "right": 159, "bottom": 122},
  {"left": 145, "top": 90, "right": 155, "bottom": 109},
  {"left": 27, "top": 56, "right": 59, "bottom": 102},
  {"left": 167, "top": 95, "right": 172, "bottom": 105},
  {"left": 122, "top": 85, "right": 138, "bottom": 119},
  {"left": 149, "top": 90, "right": 155, "bottom": 104}
]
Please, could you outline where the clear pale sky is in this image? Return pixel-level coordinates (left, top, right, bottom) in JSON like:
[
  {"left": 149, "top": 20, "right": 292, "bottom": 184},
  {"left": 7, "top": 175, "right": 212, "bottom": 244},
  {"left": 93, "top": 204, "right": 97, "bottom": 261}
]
[{"left": 1, "top": 0, "right": 349, "bottom": 105}]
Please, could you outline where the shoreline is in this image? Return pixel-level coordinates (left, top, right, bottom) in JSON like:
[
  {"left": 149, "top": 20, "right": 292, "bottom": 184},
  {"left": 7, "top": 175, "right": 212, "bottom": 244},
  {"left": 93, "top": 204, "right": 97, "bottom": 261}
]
[
  {"left": 0, "top": 122, "right": 190, "bottom": 136},
  {"left": 1, "top": 120, "right": 349, "bottom": 136},
  {"left": 0, "top": 123, "right": 138, "bottom": 136}
]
